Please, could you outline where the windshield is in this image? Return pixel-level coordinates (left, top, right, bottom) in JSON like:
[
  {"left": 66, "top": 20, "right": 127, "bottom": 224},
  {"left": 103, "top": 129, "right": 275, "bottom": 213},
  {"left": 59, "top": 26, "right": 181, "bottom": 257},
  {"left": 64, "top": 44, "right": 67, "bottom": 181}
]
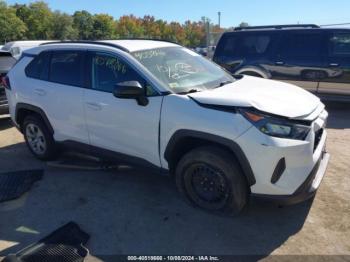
[{"left": 132, "top": 47, "right": 234, "bottom": 94}]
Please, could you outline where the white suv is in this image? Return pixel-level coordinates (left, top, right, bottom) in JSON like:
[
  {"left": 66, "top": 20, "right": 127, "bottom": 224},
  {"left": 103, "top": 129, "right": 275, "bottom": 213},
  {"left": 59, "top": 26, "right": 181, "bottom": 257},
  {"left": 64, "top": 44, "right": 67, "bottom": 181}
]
[{"left": 5, "top": 40, "right": 330, "bottom": 215}]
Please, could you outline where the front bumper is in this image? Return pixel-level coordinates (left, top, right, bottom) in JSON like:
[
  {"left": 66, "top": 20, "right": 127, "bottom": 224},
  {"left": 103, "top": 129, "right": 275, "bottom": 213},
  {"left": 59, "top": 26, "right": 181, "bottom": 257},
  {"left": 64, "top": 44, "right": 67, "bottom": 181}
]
[{"left": 252, "top": 151, "right": 330, "bottom": 205}]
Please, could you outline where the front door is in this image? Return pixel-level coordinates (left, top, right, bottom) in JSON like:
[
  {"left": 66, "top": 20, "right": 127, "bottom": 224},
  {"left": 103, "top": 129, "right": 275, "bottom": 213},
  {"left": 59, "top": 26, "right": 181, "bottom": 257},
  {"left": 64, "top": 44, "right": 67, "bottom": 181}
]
[{"left": 84, "top": 51, "right": 162, "bottom": 167}]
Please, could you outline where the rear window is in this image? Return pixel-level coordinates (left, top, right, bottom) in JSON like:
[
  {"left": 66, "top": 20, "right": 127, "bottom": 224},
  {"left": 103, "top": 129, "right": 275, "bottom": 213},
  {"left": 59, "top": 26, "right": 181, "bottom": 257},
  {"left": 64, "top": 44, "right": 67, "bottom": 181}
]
[
  {"left": 329, "top": 33, "right": 350, "bottom": 56},
  {"left": 25, "top": 52, "right": 50, "bottom": 80},
  {"left": 218, "top": 35, "right": 238, "bottom": 56},
  {"left": 49, "top": 51, "right": 84, "bottom": 87}
]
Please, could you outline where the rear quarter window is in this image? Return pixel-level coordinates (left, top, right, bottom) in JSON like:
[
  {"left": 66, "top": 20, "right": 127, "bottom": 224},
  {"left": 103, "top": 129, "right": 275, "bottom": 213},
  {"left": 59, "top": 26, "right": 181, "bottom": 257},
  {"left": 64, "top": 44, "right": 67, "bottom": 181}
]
[
  {"left": 25, "top": 52, "right": 50, "bottom": 80},
  {"left": 215, "top": 34, "right": 239, "bottom": 57}
]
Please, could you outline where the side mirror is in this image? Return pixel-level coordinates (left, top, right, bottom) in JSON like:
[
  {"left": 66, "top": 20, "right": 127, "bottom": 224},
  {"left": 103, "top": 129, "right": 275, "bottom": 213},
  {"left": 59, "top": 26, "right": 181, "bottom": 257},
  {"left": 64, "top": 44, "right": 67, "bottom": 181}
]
[{"left": 113, "top": 81, "right": 149, "bottom": 106}]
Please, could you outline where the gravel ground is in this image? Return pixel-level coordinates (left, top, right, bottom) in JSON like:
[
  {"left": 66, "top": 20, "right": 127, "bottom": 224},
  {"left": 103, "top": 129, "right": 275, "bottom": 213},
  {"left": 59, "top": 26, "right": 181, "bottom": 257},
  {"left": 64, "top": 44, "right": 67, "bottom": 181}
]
[{"left": 0, "top": 102, "right": 349, "bottom": 261}]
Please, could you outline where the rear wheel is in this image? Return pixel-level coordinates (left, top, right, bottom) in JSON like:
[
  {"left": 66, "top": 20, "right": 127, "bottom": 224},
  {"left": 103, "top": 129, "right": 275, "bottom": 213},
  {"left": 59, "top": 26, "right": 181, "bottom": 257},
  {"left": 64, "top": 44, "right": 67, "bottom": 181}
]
[
  {"left": 23, "top": 115, "right": 57, "bottom": 160},
  {"left": 175, "top": 146, "right": 248, "bottom": 215}
]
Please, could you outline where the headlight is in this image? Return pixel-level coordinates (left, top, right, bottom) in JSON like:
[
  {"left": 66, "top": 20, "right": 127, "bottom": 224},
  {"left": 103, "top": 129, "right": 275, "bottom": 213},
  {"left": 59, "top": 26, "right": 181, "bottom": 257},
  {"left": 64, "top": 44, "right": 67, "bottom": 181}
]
[{"left": 239, "top": 108, "right": 311, "bottom": 140}]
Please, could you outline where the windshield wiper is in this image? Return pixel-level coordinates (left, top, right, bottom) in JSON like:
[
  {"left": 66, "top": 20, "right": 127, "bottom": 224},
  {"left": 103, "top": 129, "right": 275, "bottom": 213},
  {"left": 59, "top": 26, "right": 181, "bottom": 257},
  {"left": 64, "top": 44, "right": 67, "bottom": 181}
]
[{"left": 177, "top": 89, "right": 200, "bottom": 95}]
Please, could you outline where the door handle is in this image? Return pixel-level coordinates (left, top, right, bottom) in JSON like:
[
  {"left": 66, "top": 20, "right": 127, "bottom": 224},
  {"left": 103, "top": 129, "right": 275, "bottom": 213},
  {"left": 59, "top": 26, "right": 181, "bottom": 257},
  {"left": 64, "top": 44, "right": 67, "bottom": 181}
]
[
  {"left": 34, "top": 88, "right": 46, "bottom": 96},
  {"left": 275, "top": 61, "right": 285, "bottom": 65},
  {"left": 86, "top": 102, "right": 102, "bottom": 111},
  {"left": 329, "top": 63, "right": 339, "bottom": 67}
]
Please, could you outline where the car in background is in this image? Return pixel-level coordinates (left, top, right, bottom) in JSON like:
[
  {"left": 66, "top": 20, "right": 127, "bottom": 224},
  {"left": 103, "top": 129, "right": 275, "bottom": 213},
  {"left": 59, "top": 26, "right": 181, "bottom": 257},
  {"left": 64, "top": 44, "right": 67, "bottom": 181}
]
[
  {"left": 0, "top": 41, "right": 52, "bottom": 114},
  {"left": 195, "top": 47, "right": 208, "bottom": 57},
  {"left": 0, "top": 50, "right": 16, "bottom": 114},
  {"left": 1, "top": 41, "right": 53, "bottom": 60},
  {"left": 213, "top": 24, "right": 350, "bottom": 101}
]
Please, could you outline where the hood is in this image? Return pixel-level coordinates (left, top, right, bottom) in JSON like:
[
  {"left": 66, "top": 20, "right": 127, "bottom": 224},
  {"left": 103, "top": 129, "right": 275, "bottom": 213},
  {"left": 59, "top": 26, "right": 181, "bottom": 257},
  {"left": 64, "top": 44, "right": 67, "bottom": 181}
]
[{"left": 189, "top": 76, "right": 322, "bottom": 119}]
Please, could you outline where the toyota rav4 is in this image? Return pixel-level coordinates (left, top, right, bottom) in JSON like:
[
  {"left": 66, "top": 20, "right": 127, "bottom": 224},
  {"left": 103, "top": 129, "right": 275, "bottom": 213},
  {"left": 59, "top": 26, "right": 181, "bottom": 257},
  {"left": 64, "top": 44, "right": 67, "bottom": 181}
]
[{"left": 4, "top": 40, "right": 330, "bottom": 215}]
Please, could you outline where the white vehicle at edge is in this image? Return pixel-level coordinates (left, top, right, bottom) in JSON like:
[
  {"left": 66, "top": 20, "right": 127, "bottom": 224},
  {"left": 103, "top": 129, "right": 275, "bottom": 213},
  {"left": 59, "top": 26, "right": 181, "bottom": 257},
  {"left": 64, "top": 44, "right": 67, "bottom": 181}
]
[
  {"left": 1, "top": 41, "right": 53, "bottom": 60},
  {"left": 4, "top": 40, "right": 330, "bottom": 215}
]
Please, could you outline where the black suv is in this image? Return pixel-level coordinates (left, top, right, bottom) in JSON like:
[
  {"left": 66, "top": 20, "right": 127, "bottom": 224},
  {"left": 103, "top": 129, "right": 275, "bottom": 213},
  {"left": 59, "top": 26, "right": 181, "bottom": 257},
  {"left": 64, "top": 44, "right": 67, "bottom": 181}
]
[{"left": 213, "top": 24, "right": 350, "bottom": 101}]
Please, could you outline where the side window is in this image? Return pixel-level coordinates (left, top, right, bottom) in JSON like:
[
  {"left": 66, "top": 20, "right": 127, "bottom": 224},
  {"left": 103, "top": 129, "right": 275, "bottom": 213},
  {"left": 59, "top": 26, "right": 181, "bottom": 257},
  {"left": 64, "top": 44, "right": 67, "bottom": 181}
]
[
  {"left": 279, "top": 33, "right": 323, "bottom": 59},
  {"left": 238, "top": 35, "right": 271, "bottom": 56},
  {"left": 25, "top": 51, "right": 50, "bottom": 80},
  {"left": 329, "top": 33, "right": 350, "bottom": 56},
  {"left": 49, "top": 51, "right": 83, "bottom": 87},
  {"left": 91, "top": 52, "right": 154, "bottom": 95}
]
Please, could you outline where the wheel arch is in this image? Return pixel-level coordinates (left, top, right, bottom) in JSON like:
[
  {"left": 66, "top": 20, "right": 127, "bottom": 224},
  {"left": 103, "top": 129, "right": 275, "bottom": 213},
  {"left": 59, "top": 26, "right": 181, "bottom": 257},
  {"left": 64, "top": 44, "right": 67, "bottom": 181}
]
[
  {"left": 15, "top": 103, "right": 54, "bottom": 134},
  {"left": 235, "top": 66, "right": 271, "bottom": 79},
  {"left": 164, "top": 130, "right": 256, "bottom": 186}
]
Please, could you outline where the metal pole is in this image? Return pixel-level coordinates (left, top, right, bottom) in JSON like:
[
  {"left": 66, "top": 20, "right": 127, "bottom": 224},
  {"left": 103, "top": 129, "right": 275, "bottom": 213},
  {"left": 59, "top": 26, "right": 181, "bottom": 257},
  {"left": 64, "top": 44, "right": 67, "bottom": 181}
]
[{"left": 218, "top": 12, "right": 221, "bottom": 28}]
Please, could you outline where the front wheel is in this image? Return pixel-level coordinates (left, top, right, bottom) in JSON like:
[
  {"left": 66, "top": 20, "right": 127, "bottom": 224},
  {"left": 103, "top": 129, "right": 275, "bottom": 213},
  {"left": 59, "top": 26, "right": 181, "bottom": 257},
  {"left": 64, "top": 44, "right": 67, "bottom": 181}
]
[
  {"left": 23, "top": 115, "right": 58, "bottom": 160},
  {"left": 175, "top": 146, "right": 248, "bottom": 216}
]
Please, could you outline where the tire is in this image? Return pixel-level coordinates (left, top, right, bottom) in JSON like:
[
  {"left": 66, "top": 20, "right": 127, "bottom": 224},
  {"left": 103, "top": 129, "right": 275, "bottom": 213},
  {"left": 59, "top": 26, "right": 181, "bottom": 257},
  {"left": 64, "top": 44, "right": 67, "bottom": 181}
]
[
  {"left": 175, "top": 146, "right": 248, "bottom": 216},
  {"left": 23, "top": 114, "right": 58, "bottom": 160}
]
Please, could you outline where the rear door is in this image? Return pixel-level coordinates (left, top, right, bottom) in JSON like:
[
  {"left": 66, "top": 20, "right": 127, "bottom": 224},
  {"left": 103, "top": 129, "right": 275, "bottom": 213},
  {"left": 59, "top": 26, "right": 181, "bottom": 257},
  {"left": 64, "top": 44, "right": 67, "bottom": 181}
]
[
  {"left": 27, "top": 50, "right": 89, "bottom": 143},
  {"left": 318, "top": 31, "right": 350, "bottom": 96},
  {"left": 271, "top": 30, "right": 327, "bottom": 92}
]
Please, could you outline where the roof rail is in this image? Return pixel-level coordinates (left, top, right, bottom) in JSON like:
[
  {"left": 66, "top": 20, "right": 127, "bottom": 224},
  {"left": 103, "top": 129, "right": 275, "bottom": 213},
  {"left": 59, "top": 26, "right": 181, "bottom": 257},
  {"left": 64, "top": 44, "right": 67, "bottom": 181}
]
[
  {"left": 234, "top": 24, "right": 320, "bottom": 31},
  {"left": 40, "top": 40, "right": 130, "bottom": 52}
]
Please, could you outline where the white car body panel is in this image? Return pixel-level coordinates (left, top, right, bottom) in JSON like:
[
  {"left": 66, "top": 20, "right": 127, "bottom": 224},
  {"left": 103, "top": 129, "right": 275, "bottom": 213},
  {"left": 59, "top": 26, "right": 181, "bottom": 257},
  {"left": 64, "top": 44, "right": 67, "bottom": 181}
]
[
  {"left": 160, "top": 94, "right": 252, "bottom": 169},
  {"left": 84, "top": 89, "right": 163, "bottom": 166}
]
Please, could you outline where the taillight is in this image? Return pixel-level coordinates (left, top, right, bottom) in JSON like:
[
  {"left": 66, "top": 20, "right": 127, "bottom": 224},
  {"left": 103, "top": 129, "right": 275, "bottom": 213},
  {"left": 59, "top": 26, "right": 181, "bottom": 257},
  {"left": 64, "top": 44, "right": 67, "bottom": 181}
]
[{"left": 2, "top": 75, "right": 11, "bottom": 90}]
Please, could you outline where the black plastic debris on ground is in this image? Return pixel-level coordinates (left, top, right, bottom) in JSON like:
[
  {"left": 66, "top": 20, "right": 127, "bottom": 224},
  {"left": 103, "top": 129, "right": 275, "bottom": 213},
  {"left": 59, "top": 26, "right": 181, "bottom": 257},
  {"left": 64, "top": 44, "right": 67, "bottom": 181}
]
[
  {"left": 0, "top": 169, "right": 44, "bottom": 202},
  {"left": 2, "top": 222, "right": 90, "bottom": 262}
]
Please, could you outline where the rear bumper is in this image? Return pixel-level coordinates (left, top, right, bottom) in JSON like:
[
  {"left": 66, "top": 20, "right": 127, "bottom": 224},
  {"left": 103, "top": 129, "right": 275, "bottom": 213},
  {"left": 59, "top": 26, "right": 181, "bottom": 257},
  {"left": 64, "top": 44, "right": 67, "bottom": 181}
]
[{"left": 252, "top": 151, "right": 330, "bottom": 205}]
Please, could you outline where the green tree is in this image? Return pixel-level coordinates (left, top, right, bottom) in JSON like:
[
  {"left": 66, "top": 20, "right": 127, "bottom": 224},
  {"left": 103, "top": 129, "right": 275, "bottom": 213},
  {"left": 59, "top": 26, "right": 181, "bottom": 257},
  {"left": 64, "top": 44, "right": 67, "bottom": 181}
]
[
  {"left": 116, "top": 15, "right": 144, "bottom": 38},
  {"left": 73, "top": 10, "right": 94, "bottom": 40},
  {"left": 0, "top": 1, "right": 27, "bottom": 43},
  {"left": 142, "top": 15, "right": 161, "bottom": 38},
  {"left": 51, "top": 11, "right": 77, "bottom": 40},
  {"left": 184, "top": 20, "right": 206, "bottom": 47},
  {"left": 14, "top": 1, "right": 53, "bottom": 39},
  {"left": 92, "top": 14, "right": 117, "bottom": 39}
]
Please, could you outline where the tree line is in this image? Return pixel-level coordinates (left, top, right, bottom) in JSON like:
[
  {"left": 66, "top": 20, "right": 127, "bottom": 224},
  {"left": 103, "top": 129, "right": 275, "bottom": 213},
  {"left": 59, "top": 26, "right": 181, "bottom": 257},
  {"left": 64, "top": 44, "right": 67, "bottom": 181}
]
[{"left": 0, "top": 0, "right": 231, "bottom": 47}]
